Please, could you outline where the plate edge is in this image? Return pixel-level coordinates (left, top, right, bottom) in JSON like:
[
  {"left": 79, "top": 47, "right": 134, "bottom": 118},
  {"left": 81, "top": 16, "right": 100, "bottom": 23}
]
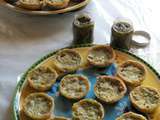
[{"left": 1, "top": 0, "right": 91, "bottom": 15}]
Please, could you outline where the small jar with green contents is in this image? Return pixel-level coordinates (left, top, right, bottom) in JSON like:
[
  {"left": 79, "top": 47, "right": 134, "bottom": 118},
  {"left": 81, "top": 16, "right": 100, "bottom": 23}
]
[
  {"left": 110, "top": 19, "right": 134, "bottom": 50},
  {"left": 73, "top": 13, "right": 94, "bottom": 45}
]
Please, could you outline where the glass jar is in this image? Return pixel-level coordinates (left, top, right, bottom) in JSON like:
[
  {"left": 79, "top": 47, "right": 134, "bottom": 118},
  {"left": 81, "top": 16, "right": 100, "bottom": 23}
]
[
  {"left": 73, "top": 13, "right": 94, "bottom": 45},
  {"left": 110, "top": 19, "right": 134, "bottom": 50}
]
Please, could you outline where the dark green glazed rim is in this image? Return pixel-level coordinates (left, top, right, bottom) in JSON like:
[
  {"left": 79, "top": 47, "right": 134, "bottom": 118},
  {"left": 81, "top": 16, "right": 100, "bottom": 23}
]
[{"left": 11, "top": 44, "right": 160, "bottom": 120}]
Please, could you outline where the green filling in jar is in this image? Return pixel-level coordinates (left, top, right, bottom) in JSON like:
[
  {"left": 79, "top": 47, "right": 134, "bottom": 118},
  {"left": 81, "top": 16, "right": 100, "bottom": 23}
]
[
  {"left": 73, "top": 14, "right": 94, "bottom": 45},
  {"left": 110, "top": 21, "right": 134, "bottom": 50}
]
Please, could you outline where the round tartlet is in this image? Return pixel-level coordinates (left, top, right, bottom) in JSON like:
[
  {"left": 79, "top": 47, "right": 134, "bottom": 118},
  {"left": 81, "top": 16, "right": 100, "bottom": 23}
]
[
  {"left": 130, "top": 86, "right": 160, "bottom": 113},
  {"left": 18, "top": 0, "right": 43, "bottom": 10},
  {"left": 54, "top": 49, "right": 82, "bottom": 72},
  {"left": 94, "top": 76, "right": 127, "bottom": 103},
  {"left": 116, "top": 112, "right": 147, "bottom": 120},
  {"left": 23, "top": 93, "right": 54, "bottom": 120},
  {"left": 59, "top": 74, "right": 90, "bottom": 100},
  {"left": 48, "top": 116, "right": 70, "bottom": 120},
  {"left": 45, "top": 0, "right": 70, "bottom": 9},
  {"left": 27, "top": 66, "right": 58, "bottom": 91},
  {"left": 117, "top": 60, "right": 146, "bottom": 87},
  {"left": 72, "top": 99, "right": 105, "bottom": 120},
  {"left": 87, "top": 45, "right": 115, "bottom": 67}
]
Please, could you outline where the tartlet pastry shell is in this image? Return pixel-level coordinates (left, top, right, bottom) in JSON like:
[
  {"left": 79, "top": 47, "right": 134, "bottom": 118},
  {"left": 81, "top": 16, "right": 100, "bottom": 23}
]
[
  {"left": 94, "top": 76, "right": 127, "bottom": 104},
  {"left": 116, "top": 112, "right": 147, "bottom": 120},
  {"left": 59, "top": 74, "right": 90, "bottom": 100},
  {"left": 87, "top": 45, "right": 115, "bottom": 67},
  {"left": 130, "top": 86, "right": 160, "bottom": 113},
  {"left": 27, "top": 66, "right": 58, "bottom": 91},
  {"left": 23, "top": 93, "right": 54, "bottom": 120},
  {"left": 45, "top": 0, "right": 70, "bottom": 9},
  {"left": 54, "top": 49, "right": 82, "bottom": 73},
  {"left": 72, "top": 99, "right": 105, "bottom": 120},
  {"left": 18, "top": 0, "right": 43, "bottom": 10},
  {"left": 117, "top": 60, "right": 146, "bottom": 87}
]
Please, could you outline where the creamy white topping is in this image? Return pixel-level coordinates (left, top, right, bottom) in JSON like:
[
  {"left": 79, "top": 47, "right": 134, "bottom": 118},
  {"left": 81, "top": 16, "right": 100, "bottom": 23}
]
[
  {"left": 73, "top": 100, "right": 103, "bottom": 120},
  {"left": 60, "top": 75, "right": 88, "bottom": 98},
  {"left": 131, "top": 87, "right": 160, "bottom": 109},
  {"left": 96, "top": 81, "right": 119, "bottom": 100},
  {"left": 120, "top": 65, "right": 143, "bottom": 81},
  {"left": 29, "top": 67, "right": 57, "bottom": 86},
  {"left": 25, "top": 95, "right": 52, "bottom": 117},
  {"left": 88, "top": 49, "right": 111, "bottom": 64},
  {"left": 94, "top": 77, "right": 125, "bottom": 102},
  {"left": 56, "top": 50, "right": 81, "bottom": 68}
]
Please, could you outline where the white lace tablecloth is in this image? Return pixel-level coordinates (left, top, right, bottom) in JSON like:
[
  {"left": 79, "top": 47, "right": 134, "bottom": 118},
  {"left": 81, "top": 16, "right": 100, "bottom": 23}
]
[{"left": 0, "top": 0, "right": 160, "bottom": 119}]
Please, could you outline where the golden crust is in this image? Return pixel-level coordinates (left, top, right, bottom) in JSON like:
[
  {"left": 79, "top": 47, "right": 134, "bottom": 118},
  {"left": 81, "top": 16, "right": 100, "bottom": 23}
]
[
  {"left": 117, "top": 60, "right": 146, "bottom": 87},
  {"left": 116, "top": 112, "right": 147, "bottom": 120},
  {"left": 23, "top": 93, "right": 54, "bottom": 120},
  {"left": 72, "top": 99, "right": 104, "bottom": 120},
  {"left": 27, "top": 66, "right": 58, "bottom": 91},
  {"left": 94, "top": 76, "right": 127, "bottom": 103},
  {"left": 45, "top": 0, "right": 70, "bottom": 9},
  {"left": 48, "top": 116, "right": 70, "bottom": 120},
  {"left": 87, "top": 45, "right": 115, "bottom": 67},
  {"left": 18, "top": 0, "right": 43, "bottom": 10},
  {"left": 130, "top": 86, "right": 160, "bottom": 113},
  {"left": 59, "top": 74, "right": 90, "bottom": 100},
  {"left": 54, "top": 49, "right": 82, "bottom": 72}
]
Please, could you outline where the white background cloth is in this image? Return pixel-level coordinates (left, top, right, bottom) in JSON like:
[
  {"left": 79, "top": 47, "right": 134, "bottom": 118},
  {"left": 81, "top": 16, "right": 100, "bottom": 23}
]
[{"left": 0, "top": 0, "right": 160, "bottom": 119}]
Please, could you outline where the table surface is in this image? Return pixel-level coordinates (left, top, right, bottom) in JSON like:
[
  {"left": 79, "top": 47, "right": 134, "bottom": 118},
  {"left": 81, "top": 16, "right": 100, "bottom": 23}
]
[{"left": 0, "top": 0, "right": 160, "bottom": 119}]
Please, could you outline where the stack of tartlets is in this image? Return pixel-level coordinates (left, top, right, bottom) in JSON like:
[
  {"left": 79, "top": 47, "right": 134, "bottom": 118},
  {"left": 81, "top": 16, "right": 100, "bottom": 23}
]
[
  {"left": 18, "top": 0, "right": 43, "bottom": 10},
  {"left": 22, "top": 45, "right": 160, "bottom": 120},
  {"left": 16, "top": 0, "right": 81, "bottom": 10}
]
